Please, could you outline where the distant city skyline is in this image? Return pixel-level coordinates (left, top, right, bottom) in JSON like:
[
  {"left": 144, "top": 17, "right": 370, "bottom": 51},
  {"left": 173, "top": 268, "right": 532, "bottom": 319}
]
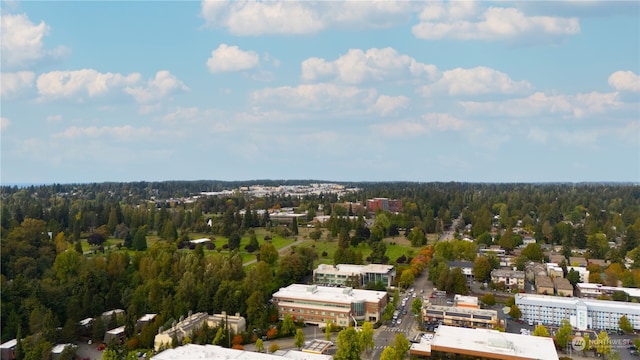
[{"left": 1, "top": 1, "right": 639, "bottom": 184}]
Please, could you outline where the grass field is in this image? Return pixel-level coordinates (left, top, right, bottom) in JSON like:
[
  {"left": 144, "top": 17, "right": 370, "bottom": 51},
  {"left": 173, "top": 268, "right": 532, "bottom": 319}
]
[{"left": 81, "top": 226, "right": 426, "bottom": 269}]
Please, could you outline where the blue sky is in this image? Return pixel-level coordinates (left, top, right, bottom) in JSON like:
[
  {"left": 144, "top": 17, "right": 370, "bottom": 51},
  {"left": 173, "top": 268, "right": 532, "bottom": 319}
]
[{"left": 1, "top": 1, "right": 639, "bottom": 184}]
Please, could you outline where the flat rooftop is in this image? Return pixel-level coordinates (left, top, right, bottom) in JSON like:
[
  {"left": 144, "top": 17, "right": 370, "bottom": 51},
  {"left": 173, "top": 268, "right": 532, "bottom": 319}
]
[
  {"left": 431, "top": 325, "right": 558, "bottom": 360},
  {"left": 273, "top": 284, "right": 387, "bottom": 304},
  {"left": 515, "top": 293, "right": 640, "bottom": 314},
  {"left": 152, "top": 344, "right": 332, "bottom": 360}
]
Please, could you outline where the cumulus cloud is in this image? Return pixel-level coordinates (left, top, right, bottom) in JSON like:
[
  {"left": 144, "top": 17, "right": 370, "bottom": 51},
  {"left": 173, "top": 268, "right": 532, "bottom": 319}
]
[
  {"left": 372, "top": 95, "right": 409, "bottom": 116},
  {"left": 201, "top": 1, "right": 324, "bottom": 35},
  {"left": 421, "top": 66, "right": 533, "bottom": 96},
  {"left": 252, "top": 83, "right": 413, "bottom": 117},
  {"left": 201, "top": 1, "right": 417, "bottom": 35},
  {"left": 52, "top": 125, "right": 153, "bottom": 141},
  {"left": 301, "top": 47, "right": 438, "bottom": 84},
  {"left": 37, "top": 69, "right": 141, "bottom": 99},
  {"left": 1, "top": 13, "right": 69, "bottom": 70},
  {"left": 608, "top": 71, "right": 639, "bottom": 92},
  {"left": 1, "top": 117, "right": 11, "bottom": 130},
  {"left": 251, "top": 83, "right": 377, "bottom": 112},
  {"left": 412, "top": 3, "right": 580, "bottom": 43},
  {"left": 1, "top": 71, "right": 35, "bottom": 97},
  {"left": 124, "top": 70, "right": 189, "bottom": 104},
  {"left": 371, "top": 112, "right": 466, "bottom": 138},
  {"left": 206, "top": 44, "right": 260, "bottom": 73},
  {"left": 461, "top": 91, "right": 622, "bottom": 118}
]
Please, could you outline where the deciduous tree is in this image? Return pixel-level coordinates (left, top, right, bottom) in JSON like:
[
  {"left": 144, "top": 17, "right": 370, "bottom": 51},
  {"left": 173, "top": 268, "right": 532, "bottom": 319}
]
[{"left": 335, "top": 327, "right": 361, "bottom": 360}]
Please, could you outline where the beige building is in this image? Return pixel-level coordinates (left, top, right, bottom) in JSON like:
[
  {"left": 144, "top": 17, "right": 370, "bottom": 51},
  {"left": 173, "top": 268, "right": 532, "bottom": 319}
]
[
  {"left": 553, "top": 277, "right": 573, "bottom": 297},
  {"left": 154, "top": 312, "right": 246, "bottom": 351},
  {"left": 535, "top": 276, "right": 554, "bottom": 295},
  {"left": 525, "top": 262, "right": 547, "bottom": 283},
  {"left": 272, "top": 284, "right": 387, "bottom": 327},
  {"left": 423, "top": 305, "right": 498, "bottom": 329}
]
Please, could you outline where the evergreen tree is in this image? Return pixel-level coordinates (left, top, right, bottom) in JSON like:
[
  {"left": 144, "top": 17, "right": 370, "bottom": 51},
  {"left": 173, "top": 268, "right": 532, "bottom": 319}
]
[
  {"left": 132, "top": 226, "right": 148, "bottom": 251},
  {"left": 14, "top": 326, "right": 24, "bottom": 360}
]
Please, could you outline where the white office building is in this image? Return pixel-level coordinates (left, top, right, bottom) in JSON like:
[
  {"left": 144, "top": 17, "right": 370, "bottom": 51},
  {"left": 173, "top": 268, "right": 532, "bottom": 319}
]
[
  {"left": 313, "top": 264, "right": 396, "bottom": 288},
  {"left": 515, "top": 293, "right": 640, "bottom": 331}
]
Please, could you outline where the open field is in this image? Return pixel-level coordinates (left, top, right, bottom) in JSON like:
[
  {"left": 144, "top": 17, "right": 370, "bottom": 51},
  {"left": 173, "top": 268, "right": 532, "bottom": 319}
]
[{"left": 81, "top": 226, "right": 427, "bottom": 269}]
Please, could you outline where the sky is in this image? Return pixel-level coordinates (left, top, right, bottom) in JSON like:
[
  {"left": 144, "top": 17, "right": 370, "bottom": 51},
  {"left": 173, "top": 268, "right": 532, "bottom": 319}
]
[{"left": 1, "top": 1, "right": 639, "bottom": 185}]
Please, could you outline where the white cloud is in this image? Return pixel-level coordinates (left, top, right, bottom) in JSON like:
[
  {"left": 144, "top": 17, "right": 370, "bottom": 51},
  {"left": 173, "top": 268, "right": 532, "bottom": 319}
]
[
  {"left": 52, "top": 125, "right": 153, "bottom": 141},
  {"left": 608, "top": 71, "right": 639, "bottom": 92},
  {"left": 302, "top": 47, "right": 438, "bottom": 84},
  {"left": 371, "top": 120, "right": 427, "bottom": 137},
  {"left": 372, "top": 95, "right": 409, "bottom": 116},
  {"left": 1, "top": 71, "right": 35, "bottom": 97},
  {"left": 461, "top": 91, "right": 622, "bottom": 118},
  {"left": 201, "top": 1, "right": 324, "bottom": 35},
  {"left": 201, "top": 1, "right": 417, "bottom": 36},
  {"left": 124, "top": 70, "right": 189, "bottom": 104},
  {"left": 37, "top": 69, "right": 141, "bottom": 99},
  {"left": 206, "top": 44, "right": 260, "bottom": 73},
  {"left": 412, "top": 4, "right": 580, "bottom": 42},
  {"left": 421, "top": 66, "right": 533, "bottom": 96},
  {"left": 251, "top": 83, "right": 377, "bottom": 112},
  {"left": 1, "top": 117, "right": 11, "bottom": 130},
  {"left": 371, "top": 112, "right": 466, "bottom": 138},
  {"left": 1, "top": 13, "right": 69, "bottom": 70}
]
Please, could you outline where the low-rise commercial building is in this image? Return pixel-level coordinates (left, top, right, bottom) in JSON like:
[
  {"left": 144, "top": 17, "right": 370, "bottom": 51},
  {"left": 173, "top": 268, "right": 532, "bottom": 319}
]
[
  {"left": 576, "top": 283, "right": 640, "bottom": 300},
  {"left": 491, "top": 269, "right": 525, "bottom": 289},
  {"left": 313, "top": 264, "right": 396, "bottom": 288},
  {"left": 409, "top": 325, "right": 558, "bottom": 360},
  {"left": 422, "top": 305, "right": 498, "bottom": 329},
  {"left": 515, "top": 293, "right": 640, "bottom": 331},
  {"left": 154, "top": 312, "right": 246, "bottom": 351},
  {"left": 272, "top": 284, "right": 387, "bottom": 327},
  {"left": 453, "top": 295, "right": 479, "bottom": 309}
]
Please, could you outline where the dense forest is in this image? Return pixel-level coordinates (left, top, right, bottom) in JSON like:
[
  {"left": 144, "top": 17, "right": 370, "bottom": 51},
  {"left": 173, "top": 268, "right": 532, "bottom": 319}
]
[{"left": 1, "top": 181, "right": 639, "bottom": 359}]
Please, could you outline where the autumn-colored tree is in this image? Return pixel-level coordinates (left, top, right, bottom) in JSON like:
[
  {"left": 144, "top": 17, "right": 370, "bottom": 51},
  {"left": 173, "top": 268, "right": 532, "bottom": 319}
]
[{"left": 266, "top": 327, "right": 278, "bottom": 340}]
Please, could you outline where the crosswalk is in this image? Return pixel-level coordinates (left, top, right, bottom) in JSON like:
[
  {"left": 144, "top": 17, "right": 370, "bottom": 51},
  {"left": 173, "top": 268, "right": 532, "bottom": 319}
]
[{"left": 378, "top": 326, "right": 410, "bottom": 333}]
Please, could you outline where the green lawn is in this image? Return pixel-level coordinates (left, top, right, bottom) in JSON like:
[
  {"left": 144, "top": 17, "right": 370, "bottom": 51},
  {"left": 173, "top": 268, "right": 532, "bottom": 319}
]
[{"left": 79, "top": 227, "right": 423, "bottom": 269}]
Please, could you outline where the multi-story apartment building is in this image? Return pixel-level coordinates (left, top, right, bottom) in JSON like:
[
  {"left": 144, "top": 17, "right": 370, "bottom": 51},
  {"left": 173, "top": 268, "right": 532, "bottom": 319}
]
[
  {"left": 154, "top": 312, "right": 246, "bottom": 351},
  {"left": 490, "top": 269, "right": 525, "bottom": 289},
  {"left": 272, "top": 284, "right": 387, "bottom": 327},
  {"left": 515, "top": 293, "right": 640, "bottom": 331},
  {"left": 366, "top": 198, "right": 402, "bottom": 213}
]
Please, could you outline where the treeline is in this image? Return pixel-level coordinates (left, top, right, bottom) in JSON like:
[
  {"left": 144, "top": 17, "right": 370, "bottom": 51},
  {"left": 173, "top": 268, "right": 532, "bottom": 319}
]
[{"left": 1, "top": 181, "right": 639, "bottom": 351}]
